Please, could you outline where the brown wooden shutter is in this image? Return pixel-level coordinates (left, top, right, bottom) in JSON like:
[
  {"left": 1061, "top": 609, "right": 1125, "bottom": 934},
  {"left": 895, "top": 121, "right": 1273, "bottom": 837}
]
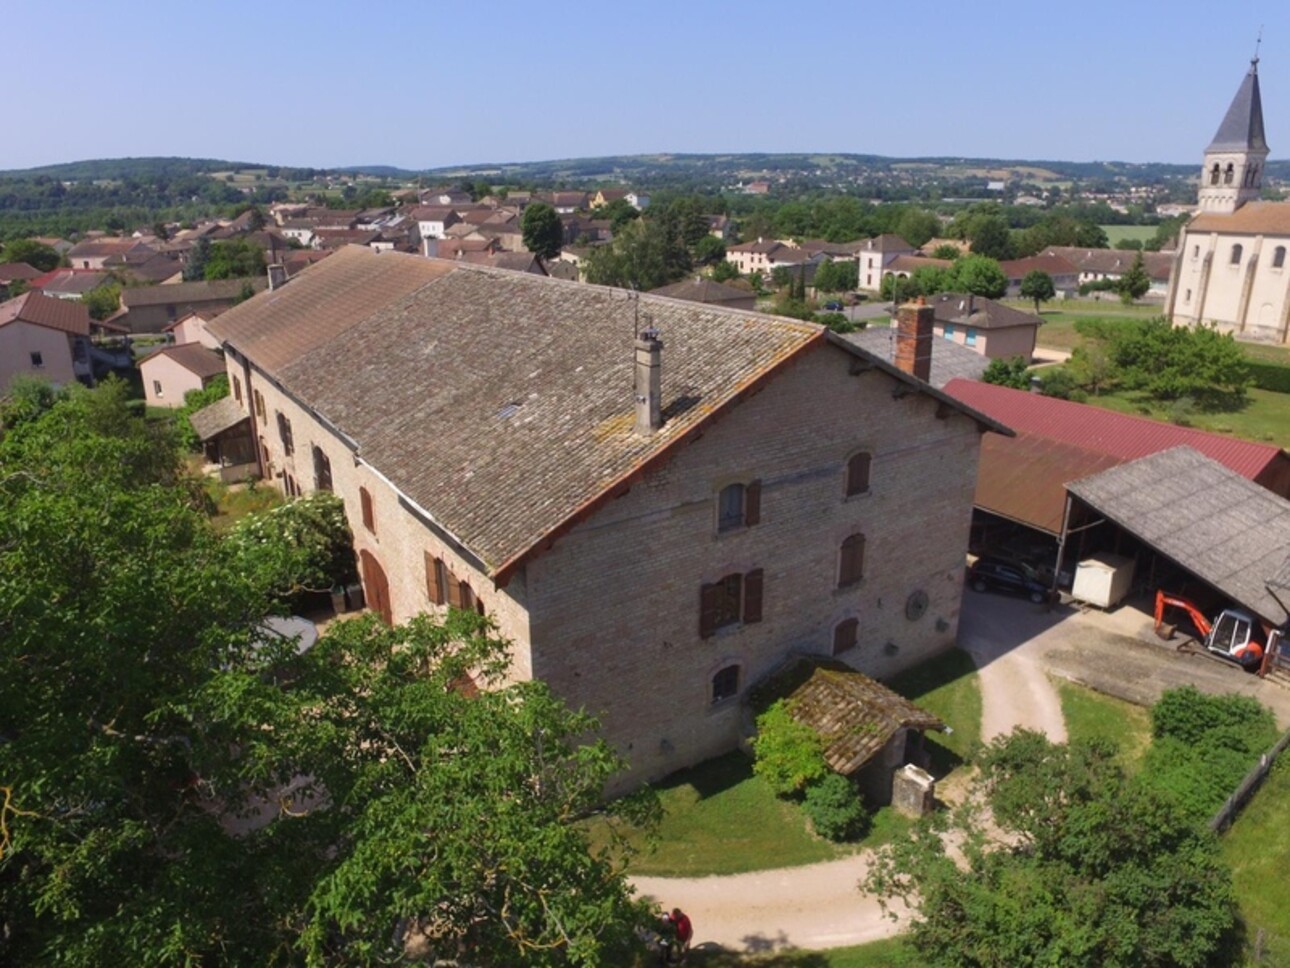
[
  {"left": 847, "top": 453, "right": 871, "bottom": 496},
  {"left": 459, "top": 581, "right": 474, "bottom": 611},
  {"left": 475, "top": 595, "right": 486, "bottom": 616},
  {"left": 445, "top": 570, "right": 462, "bottom": 610},
  {"left": 743, "top": 568, "right": 764, "bottom": 624},
  {"left": 839, "top": 534, "right": 865, "bottom": 587},
  {"left": 425, "top": 552, "right": 444, "bottom": 604},
  {"left": 699, "top": 582, "right": 719, "bottom": 639},
  {"left": 833, "top": 618, "right": 858, "bottom": 655},
  {"left": 744, "top": 479, "right": 762, "bottom": 526},
  {"left": 360, "top": 487, "right": 374, "bottom": 533}
]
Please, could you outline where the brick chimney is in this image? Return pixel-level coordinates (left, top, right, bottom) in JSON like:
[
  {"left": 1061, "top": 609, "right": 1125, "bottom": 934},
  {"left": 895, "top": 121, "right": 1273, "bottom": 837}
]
[
  {"left": 894, "top": 297, "right": 933, "bottom": 383},
  {"left": 634, "top": 327, "right": 663, "bottom": 435}
]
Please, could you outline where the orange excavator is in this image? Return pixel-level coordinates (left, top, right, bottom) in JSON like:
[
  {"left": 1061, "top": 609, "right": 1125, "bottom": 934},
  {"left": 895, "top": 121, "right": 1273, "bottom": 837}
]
[{"left": 1154, "top": 591, "right": 1269, "bottom": 671}]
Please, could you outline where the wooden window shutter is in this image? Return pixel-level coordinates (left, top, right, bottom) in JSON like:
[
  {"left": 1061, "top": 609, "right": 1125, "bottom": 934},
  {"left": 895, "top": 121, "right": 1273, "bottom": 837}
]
[
  {"left": 425, "top": 552, "right": 445, "bottom": 604},
  {"left": 475, "top": 595, "right": 486, "bottom": 616},
  {"left": 458, "top": 581, "right": 474, "bottom": 611},
  {"left": 833, "top": 618, "right": 858, "bottom": 655},
  {"left": 743, "top": 568, "right": 764, "bottom": 624},
  {"left": 744, "top": 479, "right": 762, "bottom": 526},
  {"left": 839, "top": 534, "right": 865, "bottom": 587},
  {"left": 360, "top": 487, "right": 374, "bottom": 533},
  {"left": 699, "top": 582, "right": 719, "bottom": 639},
  {"left": 847, "top": 452, "right": 871, "bottom": 496},
  {"left": 445, "top": 570, "right": 462, "bottom": 610}
]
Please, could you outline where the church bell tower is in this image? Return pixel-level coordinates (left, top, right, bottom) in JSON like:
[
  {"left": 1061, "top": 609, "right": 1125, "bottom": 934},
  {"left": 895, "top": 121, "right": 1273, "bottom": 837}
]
[{"left": 1198, "top": 57, "right": 1270, "bottom": 213}]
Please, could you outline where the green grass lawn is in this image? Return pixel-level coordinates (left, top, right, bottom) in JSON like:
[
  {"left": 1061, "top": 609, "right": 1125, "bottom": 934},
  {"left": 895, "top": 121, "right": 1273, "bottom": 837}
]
[
  {"left": 1099, "top": 225, "right": 1157, "bottom": 246},
  {"left": 687, "top": 937, "right": 918, "bottom": 966},
  {"left": 885, "top": 647, "right": 982, "bottom": 774},
  {"left": 203, "top": 477, "right": 282, "bottom": 531},
  {"left": 1077, "top": 386, "right": 1290, "bottom": 448},
  {"left": 1055, "top": 680, "right": 1152, "bottom": 772},
  {"left": 1222, "top": 757, "right": 1290, "bottom": 966},
  {"left": 583, "top": 751, "right": 910, "bottom": 876}
]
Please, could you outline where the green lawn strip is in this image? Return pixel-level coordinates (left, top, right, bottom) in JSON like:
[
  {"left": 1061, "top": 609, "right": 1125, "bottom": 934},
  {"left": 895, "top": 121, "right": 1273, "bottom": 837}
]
[
  {"left": 1076, "top": 386, "right": 1290, "bottom": 448},
  {"left": 884, "top": 647, "right": 981, "bottom": 773},
  {"left": 1222, "top": 757, "right": 1290, "bottom": 965},
  {"left": 584, "top": 751, "right": 905, "bottom": 876},
  {"left": 1054, "top": 679, "right": 1152, "bottom": 772},
  {"left": 1098, "top": 225, "right": 1157, "bottom": 245},
  {"left": 204, "top": 477, "right": 283, "bottom": 531},
  {"left": 686, "top": 937, "right": 918, "bottom": 966}
]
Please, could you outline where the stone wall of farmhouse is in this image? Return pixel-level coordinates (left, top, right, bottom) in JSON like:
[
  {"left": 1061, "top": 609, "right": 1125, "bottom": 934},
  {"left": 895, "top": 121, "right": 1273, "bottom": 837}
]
[
  {"left": 523, "top": 343, "right": 981, "bottom": 786},
  {"left": 226, "top": 354, "right": 535, "bottom": 682}
]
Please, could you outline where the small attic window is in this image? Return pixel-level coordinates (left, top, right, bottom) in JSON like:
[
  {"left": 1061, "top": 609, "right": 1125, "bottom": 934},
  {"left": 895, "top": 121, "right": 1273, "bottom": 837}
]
[{"left": 496, "top": 402, "right": 523, "bottom": 419}]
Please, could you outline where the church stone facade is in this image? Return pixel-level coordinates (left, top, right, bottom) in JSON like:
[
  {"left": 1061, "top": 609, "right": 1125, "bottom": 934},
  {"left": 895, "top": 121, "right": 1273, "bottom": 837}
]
[{"left": 1166, "top": 59, "right": 1290, "bottom": 343}]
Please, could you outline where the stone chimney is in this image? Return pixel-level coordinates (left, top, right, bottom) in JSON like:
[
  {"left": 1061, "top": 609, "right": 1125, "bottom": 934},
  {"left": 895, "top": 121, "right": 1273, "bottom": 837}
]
[
  {"left": 634, "top": 327, "right": 663, "bottom": 435},
  {"left": 894, "top": 297, "right": 933, "bottom": 383},
  {"left": 267, "top": 263, "right": 287, "bottom": 291}
]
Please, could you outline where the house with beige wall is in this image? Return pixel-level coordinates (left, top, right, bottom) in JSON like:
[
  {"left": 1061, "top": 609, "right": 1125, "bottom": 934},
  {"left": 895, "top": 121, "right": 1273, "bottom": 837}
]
[
  {"left": 858, "top": 234, "right": 916, "bottom": 291},
  {"left": 203, "top": 246, "right": 999, "bottom": 789},
  {"left": 925, "top": 292, "right": 1042, "bottom": 361},
  {"left": 163, "top": 311, "right": 222, "bottom": 350},
  {"left": 1167, "top": 57, "right": 1290, "bottom": 342},
  {"left": 120, "top": 278, "right": 265, "bottom": 333},
  {"left": 139, "top": 343, "right": 226, "bottom": 408},
  {"left": 0, "top": 290, "right": 95, "bottom": 393}
]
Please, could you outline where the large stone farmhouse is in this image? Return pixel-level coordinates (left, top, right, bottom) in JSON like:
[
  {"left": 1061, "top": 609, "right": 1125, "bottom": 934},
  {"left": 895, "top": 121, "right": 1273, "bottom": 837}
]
[
  {"left": 204, "top": 247, "right": 999, "bottom": 786},
  {"left": 1167, "top": 57, "right": 1290, "bottom": 342}
]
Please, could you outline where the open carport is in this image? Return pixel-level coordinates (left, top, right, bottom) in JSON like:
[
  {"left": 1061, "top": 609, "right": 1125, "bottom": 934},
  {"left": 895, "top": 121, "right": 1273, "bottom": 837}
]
[{"left": 1061, "top": 446, "right": 1290, "bottom": 629}]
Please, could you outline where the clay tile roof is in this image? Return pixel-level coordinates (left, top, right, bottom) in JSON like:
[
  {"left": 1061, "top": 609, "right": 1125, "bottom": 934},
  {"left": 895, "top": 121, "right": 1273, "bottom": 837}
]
[
  {"left": 998, "top": 254, "right": 1080, "bottom": 278},
  {"left": 209, "top": 247, "right": 821, "bottom": 573},
  {"left": 929, "top": 292, "right": 1042, "bottom": 331},
  {"left": 1189, "top": 201, "right": 1290, "bottom": 237},
  {"left": 942, "top": 378, "right": 1286, "bottom": 481},
  {"left": 190, "top": 395, "right": 248, "bottom": 440},
  {"left": 843, "top": 326, "right": 988, "bottom": 389},
  {"left": 123, "top": 277, "right": 266, "bottom": 307},
  {"left": 865, "top": 233, "right": 914, "bottom": 253},
  {"left": 0, "top": 290, "right": 91, "bottom": 335},
  {"left": 66, "top": 238, "right": 148, "bottom": 259},
  {"left": 0, "top": 262, "right": 44, "bottom": 283},
  {"left": 752, "top": 657, "right": 944, "bottom": 775},
  {"left": 648, "top": 277, "right": 753, "bottom": 305},
  {"left": 887, "top": 254, "right": 953, "bottom": 274},
  {"left": 140, "top": 343, "right": 227, "bottom": 379}
]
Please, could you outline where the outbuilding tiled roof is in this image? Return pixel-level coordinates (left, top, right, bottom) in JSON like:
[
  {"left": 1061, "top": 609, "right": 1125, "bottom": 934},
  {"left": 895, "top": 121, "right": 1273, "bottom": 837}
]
[
  {"left": 929, "top": 292, "right": 1042, "bottom": 331},
  {"left": 844, "top": 326, "right": 987, "bottom": 389},
  {"left": 649, "top": 277, "right": 755, "bottom": 305},
  {"left": 190, "top": 395, "right": 248, "bottom": 441},
  {"left": 752, "top": 657, "right": 945, "bottom": 775}
]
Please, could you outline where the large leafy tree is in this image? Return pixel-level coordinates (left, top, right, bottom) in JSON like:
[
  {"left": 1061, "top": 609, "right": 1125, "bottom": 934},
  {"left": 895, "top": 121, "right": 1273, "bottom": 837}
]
[
  {"left": 521, "top": 202, "right": 564, "bottom": 261},
  {"left": 866, "top": 730, "right": 1239, "bottom": 968},
  {"left": 1018, "top": 269, "right": 1055, "bottom": 312},
  {"left": 1117, "top": 250, "right": 1151, "bottom": 304},
  {"left": 0, "top": 238, "right": 61, "bottom": 272},
  {"left": 0, "top": 382, "right": 656, "bottom": 966},
  {"left": 204, "top": 237, "right": 267, "bottom": 280},
  {"left": 584, "top": 216, "right": 691, "bottom": 292},
  {"left": 952, "top": 254, "right": 1009, "bottom": 299}
]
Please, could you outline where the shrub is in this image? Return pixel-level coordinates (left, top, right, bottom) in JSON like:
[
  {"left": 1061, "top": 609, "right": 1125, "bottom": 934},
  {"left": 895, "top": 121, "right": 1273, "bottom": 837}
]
[
  {"left": 752, "top": 700, "right": 828, "bottom": 797},
  {"left": 1150, "top": 685, "right": 1275, "bottom": 747},
  {"left": 1247, "top": 359, "right": 1290, "bottom": 394},
  {"left": 802, "top": 773, "right": 870, "bottom": 841}
]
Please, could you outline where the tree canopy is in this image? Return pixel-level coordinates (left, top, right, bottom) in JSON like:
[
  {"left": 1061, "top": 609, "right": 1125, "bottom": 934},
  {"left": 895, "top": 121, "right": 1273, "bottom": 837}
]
[
  {"left": 1117, "top": 250, "right": 1151, "bottom": 303},
  {"left": 583, "top": 215, "right": 691, "bottom": 291},
  {"left": 0, "top": 382, "right": 657, "bottom": 966},
  {"left": 866, "top": 730, "right": 1240, "bottom": 968},
  {"left": 0, "top": 238, "right": 61, "bottom": 272},
  {"left": 1018, "top": 269, "right": 1055, "bottom": 311},
  {"left": 521, "top": 202, "right": 564, "bottom": 261}
]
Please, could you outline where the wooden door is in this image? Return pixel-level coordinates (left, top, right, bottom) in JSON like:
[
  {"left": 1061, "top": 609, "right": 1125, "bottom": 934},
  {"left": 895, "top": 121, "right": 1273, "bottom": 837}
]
[{"left": 360, "top": 550, "right": 393, "bottom": 625}]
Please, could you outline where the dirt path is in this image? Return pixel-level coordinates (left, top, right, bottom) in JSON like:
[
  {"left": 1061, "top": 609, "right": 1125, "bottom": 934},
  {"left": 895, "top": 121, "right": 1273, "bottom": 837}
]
[
  {"left": 631, "top": 853, "right": 905, "bottom": 953},
  {"left": 956, "top": 591, "right": 1069, "bottom": 743}
]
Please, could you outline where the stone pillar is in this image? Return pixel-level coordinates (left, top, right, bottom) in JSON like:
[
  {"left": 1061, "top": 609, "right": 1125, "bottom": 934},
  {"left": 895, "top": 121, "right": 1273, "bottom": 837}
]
[
  {"left": 891, "top": 763, "right": 936, "bottom": 818},
  {"left": 634, "top": 330, "right": 663, "bottom": 435}
]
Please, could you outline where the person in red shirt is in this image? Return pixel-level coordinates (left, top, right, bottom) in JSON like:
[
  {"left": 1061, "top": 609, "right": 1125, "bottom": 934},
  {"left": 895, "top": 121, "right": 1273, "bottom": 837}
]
[{"left": 669, "top": 908, "right": 693, "bottom": 962}]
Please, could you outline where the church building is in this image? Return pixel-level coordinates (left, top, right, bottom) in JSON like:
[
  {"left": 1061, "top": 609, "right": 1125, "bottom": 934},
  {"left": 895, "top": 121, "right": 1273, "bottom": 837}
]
[{"left": 1166, "top": 58, "right": 1290, "bottom": 343}]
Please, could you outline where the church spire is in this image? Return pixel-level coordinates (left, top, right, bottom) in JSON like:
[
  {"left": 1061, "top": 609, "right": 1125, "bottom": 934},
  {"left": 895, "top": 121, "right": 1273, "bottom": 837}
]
[
  {"left": 1206, "top": 58, "right": 1268, "bottom": 153},
  {"left": 1198, "top": 56, "right": 1270, "bottom": 213}
]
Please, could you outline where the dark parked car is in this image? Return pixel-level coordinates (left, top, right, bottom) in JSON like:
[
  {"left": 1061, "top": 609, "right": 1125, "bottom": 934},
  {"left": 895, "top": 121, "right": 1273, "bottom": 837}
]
[
  {"left": 968, "top": 557, "right": 1050, "bottom": 604},
  {"left": 823, "top": 300, "right": 843, "bottom": 311}
]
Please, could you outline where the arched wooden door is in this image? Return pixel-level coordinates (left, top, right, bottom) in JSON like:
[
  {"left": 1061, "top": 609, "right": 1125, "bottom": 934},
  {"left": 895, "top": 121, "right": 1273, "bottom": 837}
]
[{"left": 360, "top": 550, "right": 393, "bottom": 625}]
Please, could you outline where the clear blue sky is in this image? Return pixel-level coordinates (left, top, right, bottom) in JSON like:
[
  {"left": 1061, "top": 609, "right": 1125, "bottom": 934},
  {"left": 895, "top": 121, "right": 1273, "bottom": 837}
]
[{"left": 5, "top": 0, "right": 1287, "bottom": 171}]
